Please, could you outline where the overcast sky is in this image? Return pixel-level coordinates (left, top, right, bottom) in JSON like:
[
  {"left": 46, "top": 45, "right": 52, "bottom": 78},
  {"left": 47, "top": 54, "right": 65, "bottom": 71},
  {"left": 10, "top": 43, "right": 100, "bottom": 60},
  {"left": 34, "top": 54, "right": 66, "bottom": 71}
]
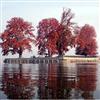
[{"left": 0, "top": 0, "right": 99, "bottom": 60}]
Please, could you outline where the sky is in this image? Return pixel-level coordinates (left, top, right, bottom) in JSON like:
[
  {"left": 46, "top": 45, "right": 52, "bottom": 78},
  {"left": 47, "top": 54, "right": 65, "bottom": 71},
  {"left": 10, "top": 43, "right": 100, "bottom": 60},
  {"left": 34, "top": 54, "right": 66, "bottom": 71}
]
[{"left": 0, "top": 0, "right": 100, "bottom": 60}]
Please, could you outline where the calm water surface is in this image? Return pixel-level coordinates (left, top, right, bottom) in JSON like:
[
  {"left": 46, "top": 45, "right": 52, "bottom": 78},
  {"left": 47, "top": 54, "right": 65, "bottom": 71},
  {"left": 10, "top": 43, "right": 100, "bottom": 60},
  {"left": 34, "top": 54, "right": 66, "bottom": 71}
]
[{"left": 0, "top": 62, "right": 100, "bottom": 99}]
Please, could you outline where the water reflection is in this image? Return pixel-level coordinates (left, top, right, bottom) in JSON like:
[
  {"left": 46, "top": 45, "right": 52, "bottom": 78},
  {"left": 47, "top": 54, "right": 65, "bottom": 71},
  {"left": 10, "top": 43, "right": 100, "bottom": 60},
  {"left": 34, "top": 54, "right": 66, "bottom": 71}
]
[
  {"left": 0, "top": 62, "right": 98, "bottom": 99},
  {"left": 38, "top": 62, "right": 97, "bottom": 99},
  {"left": 1, "top": 64, "right": 38, "bottom": 99},
  {"left": 77, "top": 63, "right": 97, "bottom": 99}
]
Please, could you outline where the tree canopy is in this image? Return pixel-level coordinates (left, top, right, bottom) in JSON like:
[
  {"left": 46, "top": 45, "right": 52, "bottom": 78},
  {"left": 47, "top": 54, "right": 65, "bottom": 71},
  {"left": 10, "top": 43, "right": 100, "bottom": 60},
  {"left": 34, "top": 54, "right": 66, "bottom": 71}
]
[
  {"left": 0, "top": 8, "right": 98, "bottom": 57},
  {"left": 76, "top": 24, "right": 97, "bottom": 56},
  {"left": 36, "top": 8, "right": 77, "bottom": 56},
  {"left": 0, "top": 17, "right": 35, "bottom": 58}
]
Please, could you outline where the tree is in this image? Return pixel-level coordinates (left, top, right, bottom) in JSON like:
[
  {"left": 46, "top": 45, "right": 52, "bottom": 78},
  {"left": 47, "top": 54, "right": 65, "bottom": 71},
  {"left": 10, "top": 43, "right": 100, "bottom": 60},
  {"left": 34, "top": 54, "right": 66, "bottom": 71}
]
[
  {"left": 76, "top": 24, "right": 97, "bottom": 56},
  {"left": 36, "top": 18, "right": 60, "bottom": 56},
  {"left": 36, "top": 8, "right": 76, "bottom": 56},
  {"left": 0, "top": 17, "right": 35, "bottom": 58}
]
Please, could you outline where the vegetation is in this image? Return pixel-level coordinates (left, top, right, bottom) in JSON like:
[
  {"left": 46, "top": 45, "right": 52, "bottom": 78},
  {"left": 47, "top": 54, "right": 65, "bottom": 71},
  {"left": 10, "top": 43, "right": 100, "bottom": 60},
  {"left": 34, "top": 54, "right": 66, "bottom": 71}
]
[
  {"left": 36, "top": 8, "right": 76, "bottom": 56},
  {"left": 76, "top": 24, "right": 97, "bottom": 56},
  {"left": 36, "top": 18, "right": 60, "bottom": 56},
  {"left": 0, "top": 17, "right": 35, "bottom": 58},
  {"left": 0, "top": 8, "right": 98, "bottom": 57}
]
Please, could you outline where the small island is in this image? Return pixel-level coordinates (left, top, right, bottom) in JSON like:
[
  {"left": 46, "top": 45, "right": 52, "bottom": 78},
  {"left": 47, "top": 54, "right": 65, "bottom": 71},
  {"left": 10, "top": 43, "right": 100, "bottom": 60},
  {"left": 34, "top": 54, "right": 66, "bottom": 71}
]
[{"left": 0, "top": 8, "right": 98, "bottom": 64}]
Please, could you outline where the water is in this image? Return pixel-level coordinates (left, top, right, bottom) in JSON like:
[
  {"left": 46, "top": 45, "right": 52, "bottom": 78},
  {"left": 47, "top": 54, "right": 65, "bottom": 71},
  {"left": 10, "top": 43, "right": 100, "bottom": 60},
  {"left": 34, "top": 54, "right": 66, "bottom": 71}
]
[{"left": 0, "top": 62, "right": 100, "bottom": 99}]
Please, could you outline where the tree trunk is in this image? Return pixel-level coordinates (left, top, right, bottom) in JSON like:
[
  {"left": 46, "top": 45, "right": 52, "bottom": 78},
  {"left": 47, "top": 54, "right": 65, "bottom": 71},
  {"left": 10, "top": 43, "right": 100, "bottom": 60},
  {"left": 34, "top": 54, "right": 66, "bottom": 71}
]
[
  {"left": 19, "top": 53, "right": 22, "bottom": 58},
  {"left": 19, "top": 48, "right": 22, "bottom": 58},
  {"left": 48, "top": 50, "right": 52, "bottom": 57},
  {"left": 56, "top": 40, "right": 63, "bottom": 57},
  {"left": 85, "top": 54, "right": 87, "bottom": 57},
  {"left": 58, "top": 46, "right": 63, "bottom": 57}
]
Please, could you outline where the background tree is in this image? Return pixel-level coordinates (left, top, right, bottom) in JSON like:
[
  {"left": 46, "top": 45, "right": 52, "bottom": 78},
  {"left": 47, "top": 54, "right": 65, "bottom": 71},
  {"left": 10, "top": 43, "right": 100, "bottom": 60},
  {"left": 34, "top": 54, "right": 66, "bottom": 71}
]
[
  {"left": 0, "top": 17, "right": 35, "bottom": 58},
  {"left": 76, "top": 24, "right": 97, "bottom": 56}
]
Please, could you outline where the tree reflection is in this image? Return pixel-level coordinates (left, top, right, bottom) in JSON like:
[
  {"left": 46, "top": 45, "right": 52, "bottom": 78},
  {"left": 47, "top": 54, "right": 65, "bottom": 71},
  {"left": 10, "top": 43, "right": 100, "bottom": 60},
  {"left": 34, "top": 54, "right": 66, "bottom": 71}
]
[
  {"left": 38, "top": 62, "right": 76, "bottom": 99},
  {"left": 38, "top": 62, "right": 97, "bottom": 99},
  {"left": 1, "top": 62, "right": 97, "bottom": 99},
  {"left": 37, "top": 63, "right": 48, "bottom": 99},
  {"left": 77, "top": 63, "right": 97, "bottom": 99},
  {"left": 1, "top": 64, "right": 38, "bottom": 99}
]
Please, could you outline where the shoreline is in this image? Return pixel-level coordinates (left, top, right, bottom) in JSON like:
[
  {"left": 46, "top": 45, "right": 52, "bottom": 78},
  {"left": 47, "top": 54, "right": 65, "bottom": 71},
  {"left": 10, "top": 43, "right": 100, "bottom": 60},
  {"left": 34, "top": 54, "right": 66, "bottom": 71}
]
[{"left": 3, "top": 56, "right": 100, "bottom": 64}]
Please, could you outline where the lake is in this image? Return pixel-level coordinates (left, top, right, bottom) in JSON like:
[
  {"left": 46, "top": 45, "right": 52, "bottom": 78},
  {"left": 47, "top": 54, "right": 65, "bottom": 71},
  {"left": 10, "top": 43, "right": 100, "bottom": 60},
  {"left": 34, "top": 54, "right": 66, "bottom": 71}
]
[{"left": 0, "top": 62, "right": 100, "bottom": 99}]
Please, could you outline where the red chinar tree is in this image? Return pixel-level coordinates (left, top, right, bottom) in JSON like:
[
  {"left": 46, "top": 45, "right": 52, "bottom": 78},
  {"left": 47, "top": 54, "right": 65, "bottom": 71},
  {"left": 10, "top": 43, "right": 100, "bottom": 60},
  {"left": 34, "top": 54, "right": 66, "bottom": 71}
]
[
  {"left": 36, "top": 18, "right": 60, "bottom": 56},
  {"left": 0, "top": 17, "right": 35, "bottom": 58},
  {"left": 76, "top": 24, "right": 97, "bottom": 56},
  {"left": 36, "top": 8, "right": 76, "bottom": 56},
  {"left": 56, "top": 8, "right": 75, "bottom": 56}
]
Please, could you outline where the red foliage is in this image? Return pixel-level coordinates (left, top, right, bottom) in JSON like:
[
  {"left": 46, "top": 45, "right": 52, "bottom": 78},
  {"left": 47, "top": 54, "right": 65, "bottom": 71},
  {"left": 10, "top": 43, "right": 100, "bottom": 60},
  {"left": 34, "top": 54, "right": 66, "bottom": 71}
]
[
  {"left": 76, "top": 24, "right": 97, "bottom": 56},
  {"left": 46, "top": 32, "right": 59, "bottom": 55},
  {"left": 56, "top": 25, "right": 74, "bottom": 55},
  {"left": 0, "top": 17, "right": 35, "bottom": 57},
  {"left": 37, "top": 8, "right": 75, "bottom": 56},
  {"left": 36, "top": 18, "right": 60, "bottom": 56},
  {"left": 37, "top": 18, "right": 60, "bottom": 36}
]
